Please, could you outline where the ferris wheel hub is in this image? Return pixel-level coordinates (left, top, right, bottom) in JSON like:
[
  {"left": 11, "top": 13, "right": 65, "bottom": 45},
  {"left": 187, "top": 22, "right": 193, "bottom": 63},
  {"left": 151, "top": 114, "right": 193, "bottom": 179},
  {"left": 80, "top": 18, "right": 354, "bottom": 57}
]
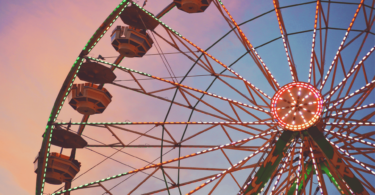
[{"left": 271, "top": 82, "right": 323, "bottom": 131}]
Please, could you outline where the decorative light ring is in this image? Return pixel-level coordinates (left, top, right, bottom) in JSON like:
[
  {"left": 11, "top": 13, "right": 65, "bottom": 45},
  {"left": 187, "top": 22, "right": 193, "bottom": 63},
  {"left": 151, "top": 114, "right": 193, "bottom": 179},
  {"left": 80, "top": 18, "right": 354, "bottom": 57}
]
[{"left": 271, "top": 82, "right": 323, "bottom": 131}]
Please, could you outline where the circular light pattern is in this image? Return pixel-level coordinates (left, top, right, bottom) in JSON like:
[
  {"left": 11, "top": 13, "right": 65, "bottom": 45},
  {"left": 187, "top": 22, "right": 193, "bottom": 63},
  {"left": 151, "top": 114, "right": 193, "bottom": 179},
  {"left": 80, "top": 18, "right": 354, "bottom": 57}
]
[{"left": 271, "top": 82, "right": 323, "bottom": 131}]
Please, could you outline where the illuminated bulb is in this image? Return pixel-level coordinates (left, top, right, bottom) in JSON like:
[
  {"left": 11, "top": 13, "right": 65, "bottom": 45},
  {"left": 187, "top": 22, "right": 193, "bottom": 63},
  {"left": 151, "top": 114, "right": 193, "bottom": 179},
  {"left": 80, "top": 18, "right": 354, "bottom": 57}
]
[{"left": 271, "top": 82, "right": 323, "bottom": 131}]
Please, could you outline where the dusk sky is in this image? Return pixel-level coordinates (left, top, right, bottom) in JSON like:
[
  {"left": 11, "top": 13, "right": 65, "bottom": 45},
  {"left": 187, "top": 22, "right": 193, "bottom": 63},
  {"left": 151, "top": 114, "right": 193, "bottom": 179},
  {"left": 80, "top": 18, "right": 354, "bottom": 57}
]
[{"left": 0, "top": 0, "right": 374, "bottom": 194}]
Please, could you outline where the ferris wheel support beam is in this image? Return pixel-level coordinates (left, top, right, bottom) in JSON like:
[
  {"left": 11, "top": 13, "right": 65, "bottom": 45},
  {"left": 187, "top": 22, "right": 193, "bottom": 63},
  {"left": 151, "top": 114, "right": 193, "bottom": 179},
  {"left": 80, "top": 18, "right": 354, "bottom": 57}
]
[
  {"left": 286, "top": 163, "right": 345, "bottom": 195},
  {"left": 153, "top": 29, "right": 213, "bottom": 73},
  {"left": 273, "top": 0, "right": 299, "bottom": 82},
  {"left": 88, "top": 56, "right": 272, "bottom": 115},
  {"left": 319, "top": 0, "right": 364, "bottom": 91},
  {"left": 214, "top": 0, "right": 280, "bottom": 92},
  {"left": 131, "top": 2, "right": 274, "bottom": 104},
  {"left": 325, "top": 13, "right": 375, "bottom": 97},
  {"left": 307, "top": 125, "right": 369, "bottom": 195},
  {"left": 242, "top": 130, "right": 296, "bottom": 195},
  {"left": 155, "top": 2, "right": 175, "bottom": 19},
  {"left": 308, "top": 0, "right": 321, "bottom": 84},
  {"left": 153, "top": 28, "right": 273, "bottom": 107}
]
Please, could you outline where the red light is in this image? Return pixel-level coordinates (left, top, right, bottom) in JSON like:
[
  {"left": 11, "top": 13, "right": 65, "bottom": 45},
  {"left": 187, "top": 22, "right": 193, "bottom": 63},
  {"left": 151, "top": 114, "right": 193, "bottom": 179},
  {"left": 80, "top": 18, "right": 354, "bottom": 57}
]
[{"left": 271, "top": 82, "right": 323, "bottom": 131}]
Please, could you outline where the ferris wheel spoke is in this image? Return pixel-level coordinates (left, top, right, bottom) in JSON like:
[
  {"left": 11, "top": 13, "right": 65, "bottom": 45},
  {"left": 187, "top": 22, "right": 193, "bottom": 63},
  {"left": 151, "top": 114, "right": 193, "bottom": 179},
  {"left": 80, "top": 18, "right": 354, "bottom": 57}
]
[
  {"left": 272, "top": 166, "right": 298, "bottom": 195},
  {"left": 268, "top": 140, "right": 295, "bottom": 195},
  {"left": 326, "top": 130, "right": 375, "bottom": 147},
  {"left": 240, "top": 131, "right": 296, "bottom": 194},
  {"left": 129, "top": 167, "right": 161, "bottom": 195},
  {"left": 307, "top": 126, "right": 369, "bottom": 194},
  {"left": 180, "top": 89, "right": 238, "bottom": 121},
  {"left": 308, "top": 147, "right": 325, "bottom": 195},
  {"left": 271, "top": 151, "right": 297, "bottom": 195},
  {"left": 110, "top": 125, "right": 176, "bottom": 144},
  {"left": 213, "top": 0, "right": 280, "bottom": 91},
  {"left": 325, "top": 79, "right": 375, "bottom": 108},
  {"left": 56, "top": 121, "right": 277, "bottom": 126},
  {"left": 322, "top": 46, "right": 375, "bottom": 103},
  {"left": 328, "top": 13, "right": 375, "bottom": 96},
  {"left": 326, "top": 137, "right": 375, "bottom": 175},
  {"left": 328, "top": 103, "right": 375, "bottom": 116},
  {"left": 173, "top": 35, "right": 273, "bottom": 102},
  {"left": 145, "top": 162, "right": 262, "bottom": 195},
  {"left": 273, "top": 0, "right": 299, "bottom": 82},
  {"left": 309, "top": 1, "right": 332, "bottom": 87},
  {"left": 56, "top": 122, "right": 278, "bottom": 145},
  {"left": 180, "top": 124, "right": 277, "bottom": 144},
  {"left": 155, "top": 26, "right": 273, "bottom": 110},
  {"left": 154, "top": 28, "right": 270, "bottom": 108},
  {"left": 86, "top": 145, "right": 269, "bottom": 151},
  {"left": 216, "top": 76, "right": 261, "bottom": 108},
  {"left": 319, "top": 0, "right": 364, "bottom": 91},
  {"left": 325, "top": 125, "right": 375, "bottom": 144},
  {"left": 255, "top": 144, "right": 299, "bottom": 195},
  {"left": 340, "top": 166, "right": 375, "bottom": 192},
  {"left": 341, "top": 156, "right": 375, "bottom": 193},
  {"left": 324, "top": 129, "right": 375, "bottom": 148},
  {"left": 232, "top": 104, "right": 275, "bottom": 129},
  {"left": 292, "top": 139, "right": 305, "bottom": 195},
  {"left": 85, "top": 148, "right": 169, "bottom": 183},
  {"left": 326, "top": 121, "right": 375, "bottom": 126},
  {"left": 88, "top": 56, "right": 272, "bottom": 115},
  {"left": 111, "top": 82, "right": 235, "bottom": 121},
  {"left": 51, "top": 125, "right": 172, "bottom": 194},
  {"left": 186, "top": 140, "right": 273, "bottom": 194},
  {"left": 330, "top": 76, "right": 375, "bottom": 118},
  {"left": 178, "top": 88, "right": 267, "bottom": 121},
  {"left": 152, "top": 29, "right": 213, "bottom": 73},
  {"left": 328, "top": 109, "right": 375, "bottom": 130},
  {"left": 308, "top": 0, "right": 321, "bottom": 84},
  {"left": 144, "top": 173, "right": 219, "bottom": 194},
  {"left": 131, "top": 2, "right": 273, "bottom": 103},
  {"left": 326, "top": 88, "right": 375, "bottom": 132},
  {"left": 208, "top": 173, "right": 226, "bottom": 195},
  {"left": 51, "top": 129, "right": 278, "bottom": 195}
]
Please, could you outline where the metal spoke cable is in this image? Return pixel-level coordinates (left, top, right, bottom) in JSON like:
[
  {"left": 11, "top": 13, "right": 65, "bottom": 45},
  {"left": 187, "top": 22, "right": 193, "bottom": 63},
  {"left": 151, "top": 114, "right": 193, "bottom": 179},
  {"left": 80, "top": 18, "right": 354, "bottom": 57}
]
[
  {"left": 113, "top": 74, "right": 212, "bottom": 82},
  {"left": 142, "top": 0, "right": 148, "bottom": 7},
  {"left": 84, "top": 147, "right": 168, "bottom": 183},
  {"left": 101, "top": 51, "right": 200, "bottom": 58},
  {"left": 53, "top": 126, "right": 157, "bottom": 193},
  {"left": 150, "top": 30, "right": 179, "bottom": 82},
  {"left": 104, "top": 148, "right": 175, "bottom": 194},
  {"left": 138, "top": 13, "right": 178, "bottom": 83},
  {"left": 80, "top": 131, "right": 159, "bottom": 165}
]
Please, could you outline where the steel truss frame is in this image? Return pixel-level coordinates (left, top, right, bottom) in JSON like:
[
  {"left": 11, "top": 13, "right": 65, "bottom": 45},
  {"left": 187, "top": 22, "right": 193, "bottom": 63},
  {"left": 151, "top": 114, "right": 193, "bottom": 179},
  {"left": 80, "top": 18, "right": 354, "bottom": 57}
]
[{"left": 36, "top": 0, "right": 375, "bottom": 194}]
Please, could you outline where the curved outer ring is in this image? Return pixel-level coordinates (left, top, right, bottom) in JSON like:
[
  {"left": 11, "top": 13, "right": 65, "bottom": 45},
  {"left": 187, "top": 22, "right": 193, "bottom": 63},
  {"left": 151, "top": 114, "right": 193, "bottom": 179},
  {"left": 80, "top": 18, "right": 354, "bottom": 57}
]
[{"left": 35, "top": 1, "right": 130, "bottom": 194}]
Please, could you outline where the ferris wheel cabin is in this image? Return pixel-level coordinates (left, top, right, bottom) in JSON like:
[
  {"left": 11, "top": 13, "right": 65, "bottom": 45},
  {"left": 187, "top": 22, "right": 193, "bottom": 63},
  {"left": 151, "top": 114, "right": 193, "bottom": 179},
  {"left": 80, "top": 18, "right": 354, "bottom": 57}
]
[
  {"left": 34, "top": 153, "right": 81, "bottom": 185},
  {"left": 119, "top": 3, "right": 159, "bottom": 30},
  {"left": 77, "top": 60, "right": 117, "bottom": 84},
  {"left": 68, "top": 83, "right": 112, "bottom": 115},
  {"left": 173, "top": 0, "right": 213, "bottom": 13},
  {"left": 111, "top": 25, "right": 154, "bottom": 57}
]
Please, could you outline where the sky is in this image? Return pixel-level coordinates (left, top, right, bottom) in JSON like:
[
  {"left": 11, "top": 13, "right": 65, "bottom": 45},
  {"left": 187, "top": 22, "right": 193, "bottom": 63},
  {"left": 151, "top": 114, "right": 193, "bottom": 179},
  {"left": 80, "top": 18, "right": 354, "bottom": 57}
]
[{"left": 0, "top": 0, "right": 374, "bottom": 195}]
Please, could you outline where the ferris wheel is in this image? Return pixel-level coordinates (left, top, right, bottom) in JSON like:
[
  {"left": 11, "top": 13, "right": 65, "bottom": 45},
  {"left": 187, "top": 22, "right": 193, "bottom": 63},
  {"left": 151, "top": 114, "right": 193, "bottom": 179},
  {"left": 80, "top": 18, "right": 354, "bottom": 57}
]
[{"left": 35, "top": 0, "right": 375, "bottom": 194}]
